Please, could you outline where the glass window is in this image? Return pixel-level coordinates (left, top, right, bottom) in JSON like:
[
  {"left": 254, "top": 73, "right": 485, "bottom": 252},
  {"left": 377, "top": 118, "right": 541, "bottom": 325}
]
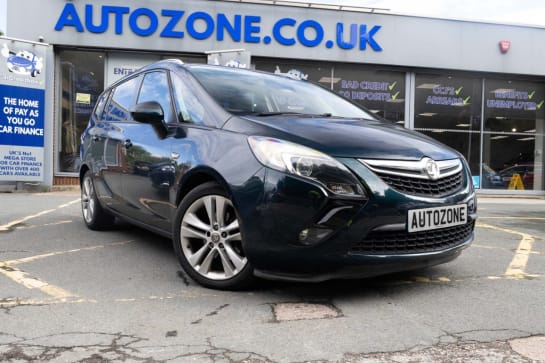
[
  {"left": 137, "top": 72, "right": 173, "bottom": 123},
  {"left": 104, "top": 76, "right": 140, "bottom": 122},
  {"left": 188, "top": 65, "right": 375, "bottom": 119},
  {"left": 254, "top": 59, "right": 333, "bottom": 88},
  {"left": 171, "top": 72, "right": 205, "bottom": 125},
  {"left": 483, "top": 79, "right": 544, "bottom": 191},
  {"left": 414, "top": 74, "right": 482, "bottom": 180},
  {"left": 93, "top": 90, "right": 110, "bottom": 119},
  {"left": 333, "top": 66, "right": 406, "bottom": 123},
  {"left": 58, "top": 50, "right": 105, "bottom": 173}
]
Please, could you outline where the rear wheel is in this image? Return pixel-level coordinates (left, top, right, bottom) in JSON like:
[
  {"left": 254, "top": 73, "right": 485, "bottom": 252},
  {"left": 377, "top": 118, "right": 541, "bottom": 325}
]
[
  {"left": 81, "top": 170, "right": 115, "bottom": 230},
  {"left": 173, "top": 182, "right": 254, "bottom": 290}
]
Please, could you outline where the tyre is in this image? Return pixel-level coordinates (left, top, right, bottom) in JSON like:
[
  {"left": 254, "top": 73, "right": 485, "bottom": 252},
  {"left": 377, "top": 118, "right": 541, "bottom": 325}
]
[
  {"left": 173, "top": 182, "right": 254, "bottom": 290},
  {"left": 81, "top": 170, "right": 115, "bottom": 230}
]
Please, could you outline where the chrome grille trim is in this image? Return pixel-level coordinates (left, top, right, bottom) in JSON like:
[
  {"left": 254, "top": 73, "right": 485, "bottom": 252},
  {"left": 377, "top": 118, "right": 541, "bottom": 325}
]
[{"left": 359, "top": 158, "right": 462, "bottom": 180}]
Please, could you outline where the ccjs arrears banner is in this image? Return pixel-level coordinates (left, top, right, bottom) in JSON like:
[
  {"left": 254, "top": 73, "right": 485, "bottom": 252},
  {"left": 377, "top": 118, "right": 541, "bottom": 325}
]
[{"left": 0, "top": 37, "right": 47, "bottom": 182}]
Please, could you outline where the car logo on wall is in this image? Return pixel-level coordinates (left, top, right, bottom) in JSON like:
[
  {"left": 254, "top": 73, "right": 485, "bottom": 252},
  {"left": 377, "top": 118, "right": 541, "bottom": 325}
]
[{"left": 1, "top": 43, "right": 43, "bottom": 77}]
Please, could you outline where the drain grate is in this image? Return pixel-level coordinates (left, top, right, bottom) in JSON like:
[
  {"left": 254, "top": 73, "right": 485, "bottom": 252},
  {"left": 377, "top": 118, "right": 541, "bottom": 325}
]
[{"left": 272, "top": 302, "right": 342, "bottom": 322}]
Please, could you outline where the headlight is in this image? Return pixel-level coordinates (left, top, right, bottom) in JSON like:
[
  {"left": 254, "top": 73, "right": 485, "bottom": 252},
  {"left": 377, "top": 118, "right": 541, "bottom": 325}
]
[{"left": 248, "top": 136, "right": 366, "bottom": 198}]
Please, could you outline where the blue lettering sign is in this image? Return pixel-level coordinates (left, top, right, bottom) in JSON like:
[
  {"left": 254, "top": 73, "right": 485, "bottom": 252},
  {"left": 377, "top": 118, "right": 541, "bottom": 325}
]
[
  {"left": 360, "top": 25, "right": 382, "bottom": 51},
  {"left": 217, "top": 14, "right": 241, "bottom": 42},
  {"left": 336, "top": 23, "right": 357, "bottom": 50},
  {"left": 53, "top": 3, "right": 383, "bottom": 52},
  {"left": 55, "top": 3, "right": 84, "bottom": 32},
  {"left": 273, "top": 18, "right": 296, "bottom": 46},
  {"left": 297, "top": 20, "right": 323, "bottom": 47},
  {"left": 85, "top": 5, "right": 108, "bottom": 33},
  {"left": 160, "top": 10, "right": 184, "bottom": 38},
  {"left": 129, "top": 8, "right": 158, "bottom": 36},
  {"left": 244, "top": 16, "right": 261, "bottom": 43},
  {"left": 186, "top": 11, "right": 215, "bottom": 40},
  {"left": 104, "top": 6, "right": 130, "bottom": 34}
]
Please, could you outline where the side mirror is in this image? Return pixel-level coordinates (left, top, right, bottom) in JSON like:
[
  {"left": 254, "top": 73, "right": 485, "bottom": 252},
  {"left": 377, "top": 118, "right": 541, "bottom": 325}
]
[{"left": 130, "top": 101, "right": 164, "bottom": 124}]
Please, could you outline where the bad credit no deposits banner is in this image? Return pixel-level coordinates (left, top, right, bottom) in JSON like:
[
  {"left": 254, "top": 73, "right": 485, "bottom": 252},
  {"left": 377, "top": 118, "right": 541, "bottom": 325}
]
[{"left": 0, "top": 37, "right": 47, "bottom": 182}]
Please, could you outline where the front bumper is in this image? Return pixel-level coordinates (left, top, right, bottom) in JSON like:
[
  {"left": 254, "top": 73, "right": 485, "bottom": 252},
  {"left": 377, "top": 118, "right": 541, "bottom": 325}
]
[{"left": 234, "top": 158, "right": 477, "bottom": 281}]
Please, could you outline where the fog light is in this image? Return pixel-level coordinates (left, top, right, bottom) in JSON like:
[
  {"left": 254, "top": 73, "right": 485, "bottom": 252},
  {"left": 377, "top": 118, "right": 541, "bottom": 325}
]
[
  {"left": 298, "top": 227, "right": 333, "bottom": 245},
  {"left": 326, "top": 182, "right": 358, "bottom": 196}
]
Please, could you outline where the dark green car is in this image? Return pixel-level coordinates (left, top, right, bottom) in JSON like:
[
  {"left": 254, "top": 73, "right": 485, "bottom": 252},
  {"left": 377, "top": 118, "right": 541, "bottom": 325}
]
[{"left": 80, "top": 61, "right": 477, "bottom": 290}]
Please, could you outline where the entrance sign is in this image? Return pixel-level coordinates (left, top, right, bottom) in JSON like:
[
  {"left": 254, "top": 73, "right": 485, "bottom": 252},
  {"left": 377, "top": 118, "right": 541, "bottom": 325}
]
[{"left": 0, "top": 37, "right": 47, "bottom": 182}]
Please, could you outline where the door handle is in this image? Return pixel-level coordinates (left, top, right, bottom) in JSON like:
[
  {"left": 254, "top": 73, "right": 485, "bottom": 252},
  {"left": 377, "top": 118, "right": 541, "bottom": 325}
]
[{"left": 124, "top": 139, "right": 133, "bottom": 149}]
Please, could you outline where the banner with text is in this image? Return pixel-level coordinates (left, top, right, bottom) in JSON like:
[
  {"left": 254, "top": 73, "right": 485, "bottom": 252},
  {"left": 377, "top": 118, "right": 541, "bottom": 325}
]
[{"left": 0, "top": 37, "right": 47, "bottom": 182}]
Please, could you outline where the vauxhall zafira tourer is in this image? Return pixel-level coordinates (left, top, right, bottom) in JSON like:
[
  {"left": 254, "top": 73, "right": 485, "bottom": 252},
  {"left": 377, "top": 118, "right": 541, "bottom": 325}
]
[{"left": 79, "top": 60, "right": 476, "bottom": 289}]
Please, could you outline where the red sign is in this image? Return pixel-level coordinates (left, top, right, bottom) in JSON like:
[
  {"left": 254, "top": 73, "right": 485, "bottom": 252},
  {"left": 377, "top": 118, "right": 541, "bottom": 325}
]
[{"left": 499, "top": 40, "right": 511, "bottom": 54}]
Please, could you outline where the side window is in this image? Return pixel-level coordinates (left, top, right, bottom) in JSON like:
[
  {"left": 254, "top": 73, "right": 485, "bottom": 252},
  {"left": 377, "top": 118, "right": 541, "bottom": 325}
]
[
  {"left": 171, "top": 72, "right": 205, "bottom": 125},
  {"left": 93, "top": 90, "right": 110, "bottom": 120},
  {"left": 104, "top": 76, "right": 140, "bottom": 122},
  {"left": 137, "top": 71, "right": 173, "bottom": 123}
]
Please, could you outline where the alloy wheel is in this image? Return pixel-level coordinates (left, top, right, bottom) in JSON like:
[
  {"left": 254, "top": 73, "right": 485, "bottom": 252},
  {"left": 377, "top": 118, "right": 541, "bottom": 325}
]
[{"left": 180, "top": 195, "right": 247, "bottom": 280}]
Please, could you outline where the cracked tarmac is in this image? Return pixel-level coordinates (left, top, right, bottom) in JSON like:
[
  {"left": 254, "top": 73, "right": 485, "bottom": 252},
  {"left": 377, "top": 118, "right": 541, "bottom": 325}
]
[
  {"left": 0, "top": 193, "right": 544, "bottom": 362},
  {"left": 0, "top": 333, "right": 543, "bottom": 362}
]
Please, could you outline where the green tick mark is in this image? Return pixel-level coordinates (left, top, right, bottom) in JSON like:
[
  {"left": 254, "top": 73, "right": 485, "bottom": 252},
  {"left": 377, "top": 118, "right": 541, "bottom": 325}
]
[
  {"left": 391, "top": 91, "right": 400, "bottom": 100},
  {"left": 462, "top": 96, "right": 471, "bottom": 105},
  {"left": 455, "top": 86, "right": 463, "bottom": 95},
  {"left": 537, "top": 100, "right": 544, "bottom": 109},
  {"left": 388, "top": 81, "right": 397, "bottom": 91},
  {"left": 528, "top": 90, "right": 536, "bottom": 99}
]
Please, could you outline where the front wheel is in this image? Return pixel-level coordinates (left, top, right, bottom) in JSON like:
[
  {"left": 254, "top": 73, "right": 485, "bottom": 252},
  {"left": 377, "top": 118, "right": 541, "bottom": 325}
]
[{"left": 173, "top": 182, "right": 254, "bottom": 290}]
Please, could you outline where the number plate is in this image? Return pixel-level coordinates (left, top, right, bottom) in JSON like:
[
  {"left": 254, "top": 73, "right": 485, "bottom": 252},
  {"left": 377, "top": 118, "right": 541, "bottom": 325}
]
[{"left": 408, "top": 204, "right": 467, "bottom": 233}]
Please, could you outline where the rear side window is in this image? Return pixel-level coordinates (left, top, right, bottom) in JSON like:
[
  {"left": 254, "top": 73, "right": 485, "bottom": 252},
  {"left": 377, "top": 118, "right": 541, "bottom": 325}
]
[
  {"left": 137, "top": 71, "right": 173, "bottom": 123},
  {"left": 104, "top": 76, "right": 140, "bottom": 122}
]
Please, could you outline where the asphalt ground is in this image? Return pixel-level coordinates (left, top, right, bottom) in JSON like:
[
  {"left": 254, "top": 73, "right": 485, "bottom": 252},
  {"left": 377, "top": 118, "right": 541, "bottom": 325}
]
[{"left": 0, "top": 191, "right": 544, "bottom": 362}]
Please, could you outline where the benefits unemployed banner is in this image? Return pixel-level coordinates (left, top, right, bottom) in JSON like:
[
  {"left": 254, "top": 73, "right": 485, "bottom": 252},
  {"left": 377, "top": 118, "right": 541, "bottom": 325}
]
[{"left": 0, "top": 37, "right": 47, "bottom": 182}]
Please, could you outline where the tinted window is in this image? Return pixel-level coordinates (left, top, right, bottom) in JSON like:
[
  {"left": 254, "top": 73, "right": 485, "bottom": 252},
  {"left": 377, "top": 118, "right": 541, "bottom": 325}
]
[
  {"left": 188, "top": 66, "right": 375, "bottom": 119},
  {"left": 137, "top": 71, "right": 173, "bottom": 122},
  {"left": 105, "top": 76, "right": 140, "bottom": 122},
  {"left": 171, "top": 72, "right": 205, "bottom": 125}
]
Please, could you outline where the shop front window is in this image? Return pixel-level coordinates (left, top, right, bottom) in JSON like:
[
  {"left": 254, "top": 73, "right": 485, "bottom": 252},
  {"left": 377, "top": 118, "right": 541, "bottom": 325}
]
[
  {"left": 483, "top": 79, "right": 544, "bottom": 191},
  {"left": 59, "top": 50, "right": 105, "bottom": 173},
  {"left": 414, "top": 74, "right": 482, "bottom": 183},
  {"left": 333, "top": 66, "right": 405, "bottom": 123}
]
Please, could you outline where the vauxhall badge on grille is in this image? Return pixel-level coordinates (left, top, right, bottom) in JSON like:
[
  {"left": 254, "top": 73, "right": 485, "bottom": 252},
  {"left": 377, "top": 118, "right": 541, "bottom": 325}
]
[{"left": 423, "top": 158, "right": 440, "bottom": 180}]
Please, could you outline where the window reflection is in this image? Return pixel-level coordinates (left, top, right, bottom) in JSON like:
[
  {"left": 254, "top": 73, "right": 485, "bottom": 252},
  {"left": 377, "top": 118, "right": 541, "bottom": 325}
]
[
  {"left": 333, "top": 66, "right": 405, "bottom": 123},
  {"left": 483, "top": 79, "right": 544, "bottom": 191},
  {"left": 59, "top": 50, "right": 105, "bottom": 173},
  {"left": 137, "top": 72, "right": 173, "bottom": 122},
  {"left": 414, "top": 74, "right": 482, "bottom": 181}
]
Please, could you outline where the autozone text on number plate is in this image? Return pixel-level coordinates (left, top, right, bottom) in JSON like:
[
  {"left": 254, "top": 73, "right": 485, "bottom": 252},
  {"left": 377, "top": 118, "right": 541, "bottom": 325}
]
[{"left": 408, "top": 204, "right": 467, "bottom": 233}]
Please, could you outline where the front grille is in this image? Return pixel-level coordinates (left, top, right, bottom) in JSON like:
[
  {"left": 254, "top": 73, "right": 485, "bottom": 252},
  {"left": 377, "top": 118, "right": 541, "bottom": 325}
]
[
  {"left": 377, "top": 171, "right": 464, "bottom": 198},
  {"left": 350, "top": 221, "right": 474, "bottom": 255}
]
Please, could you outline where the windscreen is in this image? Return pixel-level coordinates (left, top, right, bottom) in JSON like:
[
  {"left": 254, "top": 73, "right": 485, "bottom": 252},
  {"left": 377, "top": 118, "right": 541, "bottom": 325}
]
[{"left": 187, "top": 65, "right": 377, "bottom": 120}]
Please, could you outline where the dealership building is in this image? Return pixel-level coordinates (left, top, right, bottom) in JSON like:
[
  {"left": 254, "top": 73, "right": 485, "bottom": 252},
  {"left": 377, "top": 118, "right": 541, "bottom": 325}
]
[{"left": 2, "top": 0, "right": 545, "bottom": 194}]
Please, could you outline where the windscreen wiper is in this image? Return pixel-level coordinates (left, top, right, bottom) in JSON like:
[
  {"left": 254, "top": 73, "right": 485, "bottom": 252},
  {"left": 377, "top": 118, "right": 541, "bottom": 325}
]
[{"left": 255, "top": 112, "right": 333, "bottom": 117}]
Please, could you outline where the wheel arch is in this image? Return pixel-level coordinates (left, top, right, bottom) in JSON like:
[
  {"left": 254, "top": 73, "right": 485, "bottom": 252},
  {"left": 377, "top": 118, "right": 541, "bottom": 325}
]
[
  {"left": 175, "top": 167, "right": 232, "bottom": 207},
  {"left": 79, "top": 164, "right": 90, "bottom": 186}
]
